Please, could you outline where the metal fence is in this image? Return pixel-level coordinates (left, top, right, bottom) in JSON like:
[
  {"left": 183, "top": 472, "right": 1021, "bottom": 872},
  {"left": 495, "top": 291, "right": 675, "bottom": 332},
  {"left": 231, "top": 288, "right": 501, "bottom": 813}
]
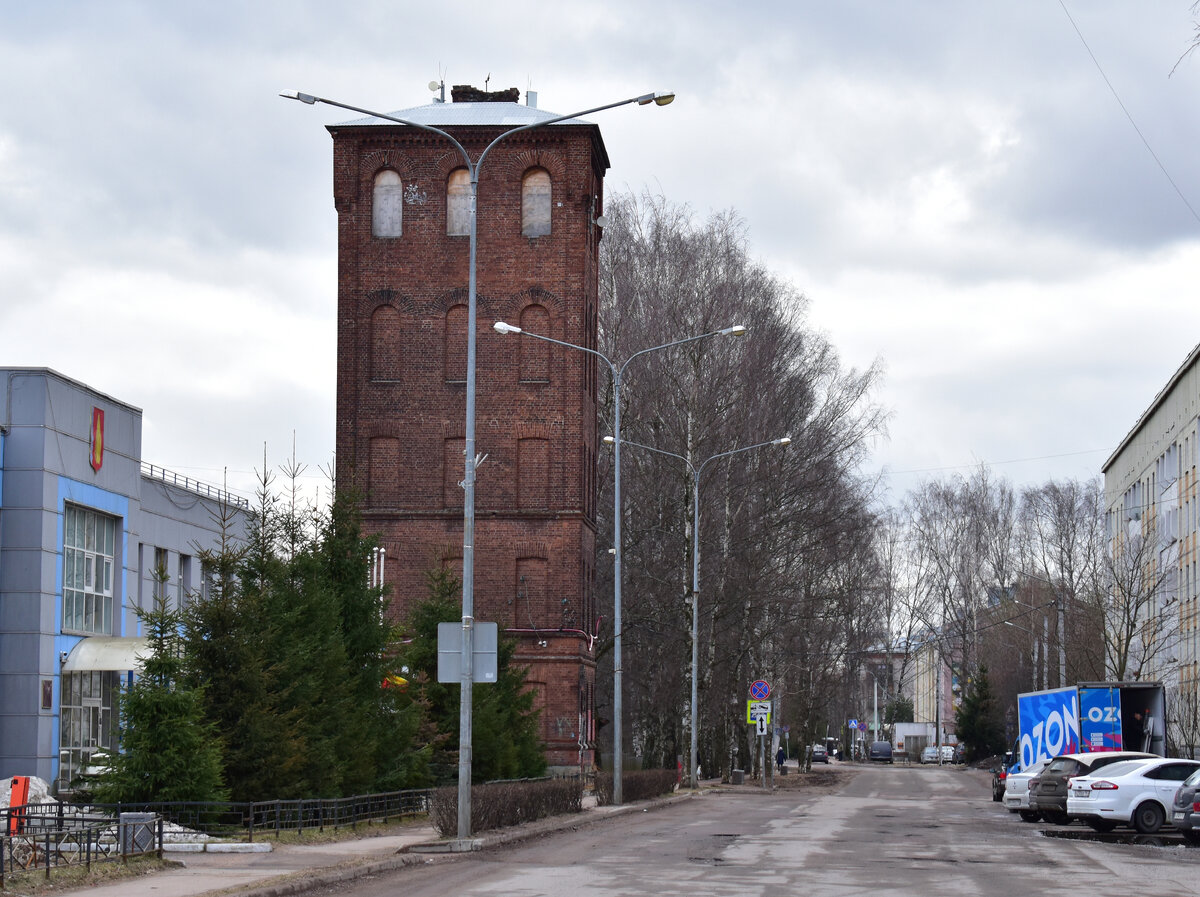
[
  {"left": 1, "top": 806, "right": 161, "bottom": 888},
  {"left": 3, "top": 788, "right": 430, "bottom": 850}
]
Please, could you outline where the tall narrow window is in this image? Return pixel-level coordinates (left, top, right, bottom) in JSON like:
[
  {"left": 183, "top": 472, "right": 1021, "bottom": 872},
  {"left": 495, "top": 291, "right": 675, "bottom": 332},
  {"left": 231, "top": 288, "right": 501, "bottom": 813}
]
[
  {"left": 447, "top": 168, "right": 471, "bottom": 235},
  {"left": 63, "top": 504, "right": 116, "bottom": 635},
  {"left": 521, "top": 169, "right": 551, "bottom": 237},
  {"left": 372, "top": 170, "right": 403, "bottom": 237}
]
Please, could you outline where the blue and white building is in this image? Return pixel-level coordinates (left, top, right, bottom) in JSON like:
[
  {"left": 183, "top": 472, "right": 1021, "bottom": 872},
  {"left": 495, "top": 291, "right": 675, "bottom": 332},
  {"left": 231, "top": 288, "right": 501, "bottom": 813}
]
[{"left": 0, "top": 368, "right": 248, "bottom": 791}]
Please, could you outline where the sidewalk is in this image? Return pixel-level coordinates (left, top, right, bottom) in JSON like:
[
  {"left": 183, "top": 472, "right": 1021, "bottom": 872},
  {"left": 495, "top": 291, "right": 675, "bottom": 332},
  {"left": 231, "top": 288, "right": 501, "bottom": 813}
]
[{"left": 48, "top": 789, "right": 705, "bottom": 897}]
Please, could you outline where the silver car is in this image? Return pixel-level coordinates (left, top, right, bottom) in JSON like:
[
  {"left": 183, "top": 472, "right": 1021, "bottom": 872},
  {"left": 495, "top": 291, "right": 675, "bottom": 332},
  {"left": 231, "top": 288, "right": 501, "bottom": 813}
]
[{"left": 1002, "top": 759, "right": 1050, "bottom": 822}]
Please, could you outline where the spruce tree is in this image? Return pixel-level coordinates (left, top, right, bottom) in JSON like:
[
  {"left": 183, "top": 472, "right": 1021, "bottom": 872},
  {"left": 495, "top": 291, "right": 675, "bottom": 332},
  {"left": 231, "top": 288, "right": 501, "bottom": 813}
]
[
  {"left": 94, "top": 584, "right": 227, "bottom": 804},
  {"left": 955, "top": 664, "right": 1005, "bottom": 761},
  {"left": 398, "top": 568, "right": 547, "bottom": 783}
]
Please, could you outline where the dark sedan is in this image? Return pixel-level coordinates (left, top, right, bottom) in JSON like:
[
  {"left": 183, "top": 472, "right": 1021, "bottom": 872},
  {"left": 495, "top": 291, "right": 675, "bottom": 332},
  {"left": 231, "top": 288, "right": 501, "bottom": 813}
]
[
  {"left": 1172, "top": 766, "right": 1200, "bottom": 844},
  {"left": 1028, "top": 750, "right": 1156, "bottom": 824}
]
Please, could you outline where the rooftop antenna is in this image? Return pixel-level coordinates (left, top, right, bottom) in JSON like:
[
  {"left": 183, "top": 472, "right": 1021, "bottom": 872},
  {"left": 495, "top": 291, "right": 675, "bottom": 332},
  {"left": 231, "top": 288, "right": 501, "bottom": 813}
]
[{"left": 428, "top": 78, "right": 445, "bottom": 103}]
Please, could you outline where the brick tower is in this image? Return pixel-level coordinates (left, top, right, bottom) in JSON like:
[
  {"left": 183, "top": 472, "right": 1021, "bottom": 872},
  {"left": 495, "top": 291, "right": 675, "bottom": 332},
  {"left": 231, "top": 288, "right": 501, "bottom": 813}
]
[{"left": 328, "top": 85, "right": 605, "bottom": 771}]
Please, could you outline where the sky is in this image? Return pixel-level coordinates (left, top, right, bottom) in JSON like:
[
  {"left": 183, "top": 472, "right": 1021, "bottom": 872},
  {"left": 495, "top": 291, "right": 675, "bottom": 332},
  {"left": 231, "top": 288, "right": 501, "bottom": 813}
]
[{"left": 3, "top": 1, "right": 1198, "bottom": 507}]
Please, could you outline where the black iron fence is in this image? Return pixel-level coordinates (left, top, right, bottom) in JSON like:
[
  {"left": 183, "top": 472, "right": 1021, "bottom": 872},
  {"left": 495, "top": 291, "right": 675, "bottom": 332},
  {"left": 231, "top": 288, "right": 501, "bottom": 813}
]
[
  {"left": 1, "top": 806, "right": 162, "bottom": 888},
  {"left": 4, "top": 788, "right": 430, "bottom": 848}
]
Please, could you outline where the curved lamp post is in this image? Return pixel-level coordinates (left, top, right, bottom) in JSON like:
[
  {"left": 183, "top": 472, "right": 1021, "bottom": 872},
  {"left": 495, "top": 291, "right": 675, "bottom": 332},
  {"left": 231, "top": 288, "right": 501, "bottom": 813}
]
[
  {"left": 494, "top": 320, "right": 745, "bottom": 803},
  {"left": 284, "top": 88, "right": 673, "bottom": 840},
  {"left": 611, "top": 435, "right": 791, "bottom": 789}
]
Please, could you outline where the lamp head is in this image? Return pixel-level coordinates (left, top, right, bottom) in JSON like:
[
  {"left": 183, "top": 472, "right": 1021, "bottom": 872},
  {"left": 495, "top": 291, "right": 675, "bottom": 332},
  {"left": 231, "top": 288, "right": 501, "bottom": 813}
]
[
  {"left": 602, "top": 436, "right": 616, "bottom": 445},
  {"left": 637, "top": 91, "right": 676, "bottom": 106},
  {"left": 776, "top": 436, "right": 792, "bottom": 446},
  {"left": 280, "top": 90, "right": 318, "bottom": 105},
  {"left": 493, "top": 321, "right": 521, "bottom": 334}
]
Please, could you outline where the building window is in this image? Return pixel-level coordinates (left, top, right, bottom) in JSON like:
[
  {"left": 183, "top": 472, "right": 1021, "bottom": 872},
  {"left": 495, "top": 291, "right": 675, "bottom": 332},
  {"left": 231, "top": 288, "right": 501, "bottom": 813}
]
[
  {"left": 372, "top": 170, "right": 403, "bottom": 237},
  {"left": 58, "top": 670, "right": 119, "bottom": 793},
  {"left": 521, "top": 169, "right": 551, "bottom": 237},
  {"left": 154, "top": 547, "right": 169, "bottom": 600},
  {"left": 63, "top": 505, "right": 116, "bottom": 635},
  {"left": 447, "top": 168, "right": 471, "bottom": 236}
]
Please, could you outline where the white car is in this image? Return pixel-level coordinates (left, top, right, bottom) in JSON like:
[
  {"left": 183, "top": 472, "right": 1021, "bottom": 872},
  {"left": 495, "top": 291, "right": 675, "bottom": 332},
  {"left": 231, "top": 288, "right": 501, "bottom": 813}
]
[
  {"left": 941, "top": 745, "right": 955, "bottom": 763},
  {"left": 920, "top": 746, "right": 939, "bottom": 764},
  {"left": 1003, "top": 759, "right": 1051, "bottom": 821},
  {"left": 1066, "top": 757, "right": 1200, "bottom": 833}
]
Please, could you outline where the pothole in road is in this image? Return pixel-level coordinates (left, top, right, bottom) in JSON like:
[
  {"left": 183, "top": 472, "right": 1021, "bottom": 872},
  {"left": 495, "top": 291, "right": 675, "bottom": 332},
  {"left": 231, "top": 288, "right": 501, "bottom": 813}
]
[{"left": 687, "top": 833, "right": 739, "bottom": 865}]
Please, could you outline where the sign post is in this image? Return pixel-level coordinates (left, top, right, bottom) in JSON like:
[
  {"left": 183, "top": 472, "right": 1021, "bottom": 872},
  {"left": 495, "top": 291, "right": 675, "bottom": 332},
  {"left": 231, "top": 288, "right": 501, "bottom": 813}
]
[{"left": 749, "top": 680, "right": 772, "bottom": 790}]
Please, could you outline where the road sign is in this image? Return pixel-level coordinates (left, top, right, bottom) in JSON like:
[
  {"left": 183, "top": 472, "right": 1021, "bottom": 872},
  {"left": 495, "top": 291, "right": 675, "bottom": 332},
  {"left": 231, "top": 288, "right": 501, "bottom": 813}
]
[
  {"left": 848, "top": 718, "right": 858, "bottom": 730},
  {"left": 756, "top": 717, "right": 768, "bottom": 736},
  {"left": 437, "top": 622, "right": 499, "bottom": 683},
  {"left": 747, "top": 700, "right": 772, "bottom": 724},
  {"left": 750, "top": 679, "right": 771, "bottom": 700}
]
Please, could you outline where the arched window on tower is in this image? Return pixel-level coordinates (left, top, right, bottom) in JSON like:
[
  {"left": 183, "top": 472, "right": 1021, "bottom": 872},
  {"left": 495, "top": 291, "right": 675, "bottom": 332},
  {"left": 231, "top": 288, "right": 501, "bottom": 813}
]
[
  {"left": 447, "top": 168, "right": 471, "bottom": 236},
  {"left": 372, "top": 170, "right": 403, "bottom": 237},
  {"left": 521, "top": 168, "right": 551, "bottom": 237}
]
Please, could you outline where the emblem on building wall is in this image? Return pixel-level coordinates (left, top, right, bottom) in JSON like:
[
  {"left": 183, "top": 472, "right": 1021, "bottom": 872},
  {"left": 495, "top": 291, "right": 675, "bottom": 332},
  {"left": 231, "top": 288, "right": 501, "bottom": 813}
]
[{"left": 90, "top": 407, "right": 104, "bottom": 472}]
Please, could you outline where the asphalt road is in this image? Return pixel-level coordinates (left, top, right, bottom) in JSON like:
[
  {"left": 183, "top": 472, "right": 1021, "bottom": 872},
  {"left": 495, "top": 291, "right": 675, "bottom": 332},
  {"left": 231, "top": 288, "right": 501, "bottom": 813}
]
[{"left": 308, "top": 764, "right": 1200, "bottom": 896}]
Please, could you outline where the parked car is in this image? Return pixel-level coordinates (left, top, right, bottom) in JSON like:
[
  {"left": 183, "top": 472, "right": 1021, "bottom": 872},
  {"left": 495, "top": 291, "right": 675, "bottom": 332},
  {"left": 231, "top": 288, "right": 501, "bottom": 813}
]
[
  {"left": 1171, "top": 766, "right": 1200, "bottom": 844},
  {"left": 809, "top": 744, "right": 829, "bottom": 764},
  {"left": 941, "top": 745, "right": 955, "bottom": 763},
  {"left": 1028, "top": 751, "right": 1156, "bottom": 824},
  {"left": 1002, "top": 758, "right": 1051, "bottom": 822},
  {"left": 920, "top": 746, "right": 939, "bottom": 764},
  {"left": 868, "top": 741, "right": 893, "bottom": 763},
  {"left": 1067, "top": 757, "right": 1200, "bottom": 833}
]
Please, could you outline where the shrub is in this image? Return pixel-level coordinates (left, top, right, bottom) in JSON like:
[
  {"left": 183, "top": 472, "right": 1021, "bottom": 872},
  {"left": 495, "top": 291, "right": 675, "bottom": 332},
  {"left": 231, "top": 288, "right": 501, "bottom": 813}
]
[
  {"left": 594, "top": 769, "right": 678, "bottom": 806},
  {"left": 430, "top": 778, "right": 583, "bottom": 836}
]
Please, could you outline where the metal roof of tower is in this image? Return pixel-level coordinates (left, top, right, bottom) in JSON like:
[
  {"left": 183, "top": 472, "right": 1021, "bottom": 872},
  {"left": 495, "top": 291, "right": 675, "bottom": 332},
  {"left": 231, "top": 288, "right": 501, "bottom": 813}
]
[{"left": 335, "top": 101, "right": 592, "bottom": 129}]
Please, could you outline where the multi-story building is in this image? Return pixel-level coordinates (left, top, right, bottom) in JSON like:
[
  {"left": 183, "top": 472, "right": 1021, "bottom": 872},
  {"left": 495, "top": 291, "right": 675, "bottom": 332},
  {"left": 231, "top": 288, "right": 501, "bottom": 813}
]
[
  {"left": 325, "top": 85, "right": 607, "bottom": 771},
  {"left": 0, "top": 368, "right": 248, "bottom": 790},
  {"left": 1102, "top": 341, "right": 1200, "bottom": 755},
  {"left": 908, "top": 632, "right": 958, "bottom": 740}
]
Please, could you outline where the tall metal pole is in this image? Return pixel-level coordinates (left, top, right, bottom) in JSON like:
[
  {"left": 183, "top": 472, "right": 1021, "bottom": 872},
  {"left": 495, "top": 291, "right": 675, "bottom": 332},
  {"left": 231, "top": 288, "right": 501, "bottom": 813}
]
[
  {"left": 617, "top": 436, "right": 790, "bottom": 791},
  {"left": 611, "top": 366, "right": 624, "bottom": 804},
  {"left": 283, "top": 88, "right": 674, "bottom": 839},
  {"left": 494, "top": 322, "right": 744, "bottom": 804},
  {"left": 689, "top": 469, "right": 700, "bottom": 788}
]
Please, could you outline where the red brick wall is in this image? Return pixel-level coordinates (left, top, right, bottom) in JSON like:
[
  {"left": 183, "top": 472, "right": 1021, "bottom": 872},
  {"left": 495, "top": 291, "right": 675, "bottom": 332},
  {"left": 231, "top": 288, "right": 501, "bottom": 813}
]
[{"left": 330, "top": 115, "right": 604, "bottom": 769}]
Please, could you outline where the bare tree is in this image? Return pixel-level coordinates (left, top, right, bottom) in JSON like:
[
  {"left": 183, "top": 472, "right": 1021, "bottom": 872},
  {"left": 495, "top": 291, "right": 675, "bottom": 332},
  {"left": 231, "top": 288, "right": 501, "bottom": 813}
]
[
  {"left": 1097, "top": 517, "right": 1177, "bottom": 681},
  {"left": 1018, "top": 478, "right": 1106, "bottom": 686},
  {"left": 595, "top": 191, "right": 885, "bottom": 778}
]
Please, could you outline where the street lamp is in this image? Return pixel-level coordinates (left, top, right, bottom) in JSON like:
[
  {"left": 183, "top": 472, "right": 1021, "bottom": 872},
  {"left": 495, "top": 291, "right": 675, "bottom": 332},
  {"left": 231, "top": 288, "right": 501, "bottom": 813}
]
[
  {"left": 494, "top": 319, "right": 745, "bottom": 803},
  {"left": 612, "top": 436, "right": 791, "bottom": 789},
  {"left": 284, "top": 88, "right": 674, "bottom": 840}
]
